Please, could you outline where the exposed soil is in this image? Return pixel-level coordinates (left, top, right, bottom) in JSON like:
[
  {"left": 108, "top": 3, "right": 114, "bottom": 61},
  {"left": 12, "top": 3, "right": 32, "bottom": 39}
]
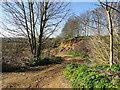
[
  {"left": 2, "top": 53, "right": 85, "bottom": 88},
  {"left": 59, "top": 37, "right": 84, "bottom": 50}
]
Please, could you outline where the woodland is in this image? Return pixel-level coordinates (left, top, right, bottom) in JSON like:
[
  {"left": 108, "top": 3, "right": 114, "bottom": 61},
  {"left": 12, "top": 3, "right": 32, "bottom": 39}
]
[{"left": 1, "top": 0, "right": 120, "bottom": 89}]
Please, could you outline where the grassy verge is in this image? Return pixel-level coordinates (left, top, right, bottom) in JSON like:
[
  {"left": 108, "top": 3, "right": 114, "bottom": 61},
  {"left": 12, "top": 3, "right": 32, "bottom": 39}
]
[{"left": 63, "top": 63, "right": 120, "bottom": 89}]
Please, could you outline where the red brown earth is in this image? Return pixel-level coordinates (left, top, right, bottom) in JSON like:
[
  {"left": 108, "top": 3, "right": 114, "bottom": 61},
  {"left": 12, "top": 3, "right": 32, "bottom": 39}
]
[{"left": 59, "top": 37, "right": 84, "bottom": 51}]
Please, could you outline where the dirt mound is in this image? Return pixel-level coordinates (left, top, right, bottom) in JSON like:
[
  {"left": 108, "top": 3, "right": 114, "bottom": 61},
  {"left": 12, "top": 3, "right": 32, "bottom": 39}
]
[{"left": 59, "top": 37, "right": 84, "bottom": 51}]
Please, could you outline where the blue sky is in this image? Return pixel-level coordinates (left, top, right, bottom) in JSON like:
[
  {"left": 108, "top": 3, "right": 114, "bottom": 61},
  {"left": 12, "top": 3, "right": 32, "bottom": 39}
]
[
  {"left": 0, "top": 2, "right": 100, "bottom": 37},
  {"left": 70, "top": 2, "right": 100, "bottom": 15},
  {"left": 55, "top": 2, "right": 100, "bottom": 37}
]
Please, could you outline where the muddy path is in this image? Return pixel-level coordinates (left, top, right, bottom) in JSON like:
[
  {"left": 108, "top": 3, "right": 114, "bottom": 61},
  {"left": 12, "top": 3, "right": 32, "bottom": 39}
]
[{"left": 2, "top": 53, "right": 85, "bottom": 88}]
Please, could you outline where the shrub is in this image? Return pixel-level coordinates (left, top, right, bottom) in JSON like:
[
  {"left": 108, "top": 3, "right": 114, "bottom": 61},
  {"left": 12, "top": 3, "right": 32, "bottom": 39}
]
[
  {"left": 70, "top": 64, "right": 91, "bottom": 88},
  {"left": 110, "top": 64, "right": 120, "bottom": 71},
  {"left": 25, "top": 57, "right": 51, "bottom": 66},
  {"left": 88, "top": 36, "right": 120, "bottom": 64},
  {"left": 63, "top": 64, "right": 120, "bottom": 89},
  {"left": 63, "top": 63, "right": 81, "bottom": 79},
  {"left": 25, "top": 57, "right": 38, "bottom": 67},
  {"left": 25, "top": 56, "right": 63, "bottom": 67},
  {"left": 79, "top": 72, "right": 115, "bottom": 88},
  {"left": 40, "top": 57, "right": 50, "bottom": 65},
  {"left": 84, "top": 57, "right": 91, "bottom": 64},
  {"left": 93, "top": 64, "right": 110, "bottom": 70},
  {"left": 52, "top": 56, "right": 62, "bottom": 64},
  {"left": 93, "top": 64, "right": 120, "bottom": 71}
]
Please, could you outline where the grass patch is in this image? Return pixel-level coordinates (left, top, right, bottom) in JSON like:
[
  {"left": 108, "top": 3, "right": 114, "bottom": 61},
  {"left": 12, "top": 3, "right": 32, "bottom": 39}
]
[
  {"left": 63, "top": 63, "right": 120, "bottom": 89},
  {"left": 68, "top": 52, "right": 86, "bottom": 58},
  {"left": 61, "top": 36, "right": 85, "bottom": 42},
  {"left": 68, "top": 52, "right": 91, "bottom": 64}
]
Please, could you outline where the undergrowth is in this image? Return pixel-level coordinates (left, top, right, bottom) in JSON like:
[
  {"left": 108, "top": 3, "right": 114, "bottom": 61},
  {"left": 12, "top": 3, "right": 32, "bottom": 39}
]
[
  {"left": 63, "top": 63, "right": 120, "bottom": 89},
  {"left": 25, "top": 56, "right": 62, "bottom": 67}
]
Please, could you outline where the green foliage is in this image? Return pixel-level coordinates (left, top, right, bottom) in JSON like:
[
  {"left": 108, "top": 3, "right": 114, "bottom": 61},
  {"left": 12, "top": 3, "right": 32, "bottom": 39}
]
[
  {"left": 63, "top": 64, "right": 120, "bottom": 89},
  {"left": 68, "top": 52, "right": 86, "bottom": 58},
  {"left": 84, "top": 57, "right": 91, "bottom": 64},
  {"left": 61, "top": 36, "right": 85, "bottom": 42},
  {"left": 25, "top": 57, "right": 38, "bottom": 67},
  {"left": 63, "top": 63, "right": 81, "bottom": 79},
  {"left": 52, "top": 56, "right": 62, "bottom": 64},
  {"left": 110, "top": 64, "right": 120, "bottom": 71},
  {"left": 93, "top": 64, "right": 110, "bottom": 70},
  {"left": 25, "top": 57, "right": 50, "bottom": 66},
  {"left": 94, "top": 64, "right": 120, "bottom": 71},
  {"left": 61, "top": 37, "right": 70, "bottom": 42},
  {"left": 68, "top": 52, "right": 91, "bottom": 64},
  {"left": 70, "top": 64, "right": 92, "bottom": 88},
  {"left": 25, "top": 56, "right": 63, "bottom": 67},
  {"left": 62, "top": 47, "right": 65, "bottom": 49}
]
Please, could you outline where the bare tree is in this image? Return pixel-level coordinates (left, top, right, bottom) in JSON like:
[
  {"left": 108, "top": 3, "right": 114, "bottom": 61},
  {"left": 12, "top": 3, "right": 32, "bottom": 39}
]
[
  {"left": 118, "top": 2, "right": 120, "bottom": 64},
  {"left": 61, "top": 15, "right": 79, "bottom": 38},
  {"left": 98, "top": 0, "right": 119, "bottom": 66},
  {"left": 78, "top": 11, "right": 92, "bottom": 36},
  {"left": 1, "top": 0, "right": 70, "bottom": 58}
]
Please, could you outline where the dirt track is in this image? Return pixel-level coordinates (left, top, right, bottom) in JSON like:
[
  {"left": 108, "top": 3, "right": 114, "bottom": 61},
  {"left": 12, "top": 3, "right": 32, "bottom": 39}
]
[{"left": 2, "top": 54, "right": 85, "bottom": 88}]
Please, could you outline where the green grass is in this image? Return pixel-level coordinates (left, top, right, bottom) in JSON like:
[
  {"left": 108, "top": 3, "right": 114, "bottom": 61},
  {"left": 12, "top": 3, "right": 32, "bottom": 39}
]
[
  {"left": 68, "top": 52, "right": 91, "bottom": 64},
  {"left": 61, "top": 36, "right": 85, "bottom": 42},
  {"left": 68, "top": 52, "right": 86, "bottom": 58}
]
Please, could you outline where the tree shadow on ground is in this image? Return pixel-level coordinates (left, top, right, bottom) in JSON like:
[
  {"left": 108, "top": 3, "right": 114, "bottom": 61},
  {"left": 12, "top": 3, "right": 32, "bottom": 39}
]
[{"left": 2, "top": 60, "right": 63, "bottom": 73}]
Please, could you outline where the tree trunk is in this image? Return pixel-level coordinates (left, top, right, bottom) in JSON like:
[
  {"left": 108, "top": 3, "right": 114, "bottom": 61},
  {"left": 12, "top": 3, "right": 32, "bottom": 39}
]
[
  {"left": 118, "top": 31, "right": 120, "bottom": 65},
  {"left": 37, "top": 40, "right": 42, "bottom": 58},
  {"left": 107, "top": 11, "right": 113, "bottom": 67},
  {"left": 37, "top": 32, "right": 43, "bottom": 58}
]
